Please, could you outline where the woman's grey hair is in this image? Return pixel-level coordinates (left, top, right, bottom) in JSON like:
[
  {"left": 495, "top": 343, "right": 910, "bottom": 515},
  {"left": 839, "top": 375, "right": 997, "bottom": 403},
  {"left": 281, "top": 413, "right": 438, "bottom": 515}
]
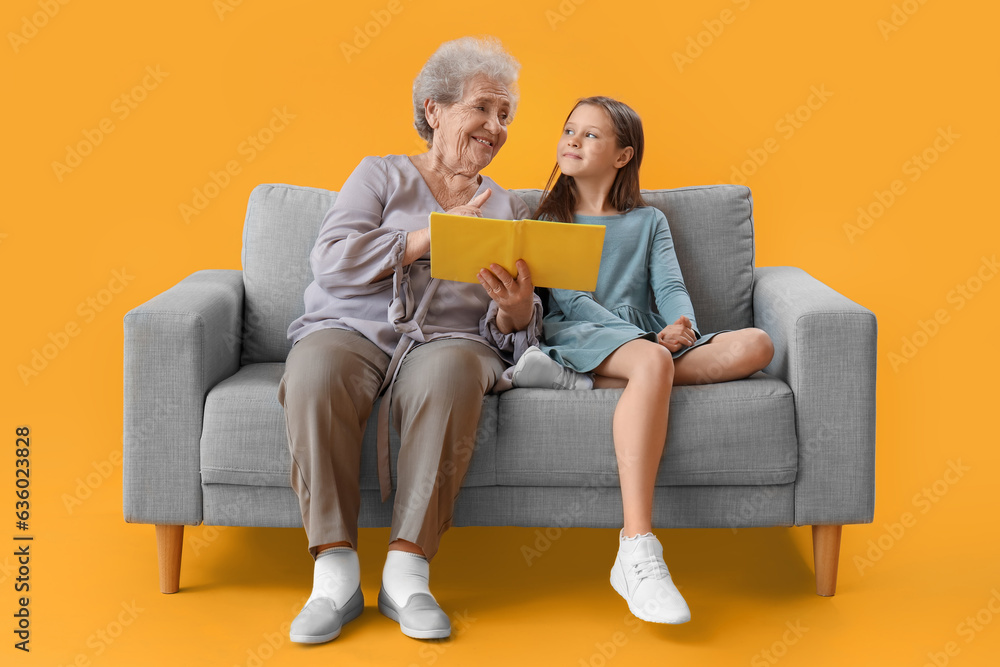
[{"left": 412, "top": 36, "right": 520, "bottom": 147}]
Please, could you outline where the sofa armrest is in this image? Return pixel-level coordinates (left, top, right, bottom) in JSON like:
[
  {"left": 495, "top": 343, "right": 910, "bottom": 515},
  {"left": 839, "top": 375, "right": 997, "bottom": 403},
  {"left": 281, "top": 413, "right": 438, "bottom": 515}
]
[
  {"left": 123, "top": 269, "right": 244, "bottom": 525},
  {"left": 753, "top": 266, "right": 877, "bottom": 526}
]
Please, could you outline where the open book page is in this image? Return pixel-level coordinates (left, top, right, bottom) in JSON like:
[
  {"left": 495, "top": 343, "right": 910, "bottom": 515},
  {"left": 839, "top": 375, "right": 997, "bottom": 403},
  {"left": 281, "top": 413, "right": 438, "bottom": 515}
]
[
  {"left": 516, "top": 218, "right": 605, "bottom": 291},
  {"left": 429, "top": 212, "right": 605, "bottom": 291}
]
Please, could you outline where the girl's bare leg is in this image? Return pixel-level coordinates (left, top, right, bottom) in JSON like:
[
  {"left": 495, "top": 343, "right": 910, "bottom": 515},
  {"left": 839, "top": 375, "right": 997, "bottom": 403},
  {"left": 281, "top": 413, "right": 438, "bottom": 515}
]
[
  {"left": 672, "top": 327, "right": 773, "bottom": 385},
  {"left": 593, "top": 374, "right": 627, "bottom": 388},
  {"left": 590, "top": 328, "right": 772, "bottom": 533},
  {"left": 592, "top": 339, "right": 675, "bottom": 537},
  {"left": 594, "top": 327, "right": 772, "bottom": 388}
]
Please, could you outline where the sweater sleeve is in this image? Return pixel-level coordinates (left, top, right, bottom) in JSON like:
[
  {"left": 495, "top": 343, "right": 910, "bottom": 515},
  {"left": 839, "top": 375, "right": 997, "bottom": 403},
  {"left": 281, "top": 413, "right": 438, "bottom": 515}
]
[
  {"left": 477, "top": 191, "right": 542, "bottom": 363},
  {"left": 649, "top": 209, "right": 701, "bottom": 337},
  {"left": 479, "top": 292, "right": 544, "bottom": 364},
  {"left": 548, "top": 288, "right": 644, "bottom": 334},
  {"left": 309, "top": 156, "right": 407, "bottom": 296},
  {"left": 512, "top": 195, "right": 531, "bottom": 221}
]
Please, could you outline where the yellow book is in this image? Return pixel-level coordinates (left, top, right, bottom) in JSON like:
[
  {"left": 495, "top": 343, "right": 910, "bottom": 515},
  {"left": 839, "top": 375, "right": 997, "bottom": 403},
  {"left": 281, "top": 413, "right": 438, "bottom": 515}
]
[{"left": 429, "top": 212, "right": 606, "bottom": 291}]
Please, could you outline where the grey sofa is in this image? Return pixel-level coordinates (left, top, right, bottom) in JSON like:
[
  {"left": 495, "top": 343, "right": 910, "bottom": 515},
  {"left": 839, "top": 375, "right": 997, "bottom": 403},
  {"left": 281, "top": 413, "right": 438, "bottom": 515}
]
[{"left": 123, "top": 182, "right": 877, "bottom": 597}]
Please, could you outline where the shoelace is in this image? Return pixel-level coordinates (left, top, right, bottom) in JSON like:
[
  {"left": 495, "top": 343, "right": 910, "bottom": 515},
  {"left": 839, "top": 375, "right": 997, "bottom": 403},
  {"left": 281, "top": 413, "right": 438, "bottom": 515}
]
[{"left": 632, "top": 555, "right": 669, "bottom": 581}]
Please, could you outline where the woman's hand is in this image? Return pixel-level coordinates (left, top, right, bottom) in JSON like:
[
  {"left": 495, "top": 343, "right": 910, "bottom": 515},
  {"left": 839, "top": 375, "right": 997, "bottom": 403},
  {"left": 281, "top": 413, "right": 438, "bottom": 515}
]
[
  {"left": 657, "top": 315, "right": 697, "bottom": 352},
  {"left": 446, "top": 188, "right": 492, "bottom": 217},
  {"left": 396, "top": 190, "right": 494, "bottom": 273},
  {"left": 478, "top": 259, "right": 534, "bottom": 333}
]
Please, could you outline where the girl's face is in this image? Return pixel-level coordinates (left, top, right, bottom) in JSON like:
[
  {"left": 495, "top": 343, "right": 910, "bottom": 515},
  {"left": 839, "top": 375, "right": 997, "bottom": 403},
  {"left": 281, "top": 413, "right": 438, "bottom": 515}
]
[{"left": 556, "top": 104, "right": 627, "bottom": 180}]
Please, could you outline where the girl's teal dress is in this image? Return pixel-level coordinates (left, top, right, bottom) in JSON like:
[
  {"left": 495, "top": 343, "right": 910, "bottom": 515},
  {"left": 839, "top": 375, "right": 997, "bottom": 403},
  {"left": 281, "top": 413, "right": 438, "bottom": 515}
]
[{"left": 540, "top": 206, "right": 730, "bottom": 373}]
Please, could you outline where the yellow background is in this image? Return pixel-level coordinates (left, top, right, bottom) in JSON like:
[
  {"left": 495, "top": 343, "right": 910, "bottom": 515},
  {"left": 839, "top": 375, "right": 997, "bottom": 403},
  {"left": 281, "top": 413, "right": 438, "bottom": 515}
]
[{"left": 3, "top": 0, "right": 999, "bottom": 664}]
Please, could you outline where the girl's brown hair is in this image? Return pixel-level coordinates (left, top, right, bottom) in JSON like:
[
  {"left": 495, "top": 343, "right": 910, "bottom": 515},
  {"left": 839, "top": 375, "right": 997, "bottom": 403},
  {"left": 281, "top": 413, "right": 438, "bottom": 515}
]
[{"left": 533, "top": 96, "right": 646, "bottom": 223}]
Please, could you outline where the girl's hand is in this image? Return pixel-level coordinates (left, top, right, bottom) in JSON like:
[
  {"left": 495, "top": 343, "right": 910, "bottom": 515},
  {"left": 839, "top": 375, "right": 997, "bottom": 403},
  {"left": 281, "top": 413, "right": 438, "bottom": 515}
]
[
  {"left": 478, "top": 259, "right": 534, "bottom": 333},
  {"left": 656, "top": 315, "right": 697, "bottom": 352}
]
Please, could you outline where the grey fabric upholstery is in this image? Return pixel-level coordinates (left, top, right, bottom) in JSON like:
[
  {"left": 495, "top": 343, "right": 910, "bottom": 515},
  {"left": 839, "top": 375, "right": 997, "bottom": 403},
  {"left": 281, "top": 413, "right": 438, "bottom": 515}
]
[
  {"left": 123, "top": 269, "right": 244, "bottom": 525},
  {"left": 240, "top": 184, "right": 335, "bottom": 365},
  {"left": 198, "top": 366, "right": 795, "bottom": 490},
  {"left": 496, "top": 374, "right": 796, "bottom": 487},
  {"left": 199, "top": 363, "right": 499, "bottom": 489},
  {"left": 123, "top": 181, "right": 877, "bottom": 536},
  {"left": 753, "top": 266, "right": 878, "bottom": 524},
  {"left": 202, "top": 484, "right": 795, "bottom": 531}
]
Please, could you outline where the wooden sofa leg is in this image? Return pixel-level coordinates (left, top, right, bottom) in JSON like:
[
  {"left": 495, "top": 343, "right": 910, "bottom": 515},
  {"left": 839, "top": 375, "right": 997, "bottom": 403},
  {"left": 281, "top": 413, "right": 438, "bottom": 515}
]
[
  {"left": 155, "top": 525, "right": 184, "bottom": 594},
  {"left": 811, "top": 524, "right": 842, "bottom": 596}
]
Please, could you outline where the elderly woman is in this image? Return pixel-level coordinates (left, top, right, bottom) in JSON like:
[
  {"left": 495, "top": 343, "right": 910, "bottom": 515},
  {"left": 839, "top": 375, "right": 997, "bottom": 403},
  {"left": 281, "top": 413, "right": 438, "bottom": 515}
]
[{"left": 278, "top": 37, "right": 540, "bottom": 643}]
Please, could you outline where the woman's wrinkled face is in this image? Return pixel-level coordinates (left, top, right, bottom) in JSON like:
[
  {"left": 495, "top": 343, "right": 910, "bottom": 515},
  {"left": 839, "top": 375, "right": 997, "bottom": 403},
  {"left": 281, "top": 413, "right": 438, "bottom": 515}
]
[{"left": 429, "top": 73, "right": 511, "bottom": 173}]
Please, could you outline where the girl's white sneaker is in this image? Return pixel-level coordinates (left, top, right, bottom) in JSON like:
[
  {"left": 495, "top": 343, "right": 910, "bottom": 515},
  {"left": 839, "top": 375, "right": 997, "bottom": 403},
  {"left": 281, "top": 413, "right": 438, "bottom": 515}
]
[{"left": 610, "top": 531, "right": 691, "bottom": 624}]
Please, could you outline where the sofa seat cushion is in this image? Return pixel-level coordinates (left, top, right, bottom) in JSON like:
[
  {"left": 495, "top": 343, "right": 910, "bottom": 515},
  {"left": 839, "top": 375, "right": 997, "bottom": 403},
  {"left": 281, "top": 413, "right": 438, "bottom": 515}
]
[
  {"left": 199, "top": 363, "right": 500, "bottom": 488},
  {"left": 495, "top": 371, "right": 797, "bottom": 487}
]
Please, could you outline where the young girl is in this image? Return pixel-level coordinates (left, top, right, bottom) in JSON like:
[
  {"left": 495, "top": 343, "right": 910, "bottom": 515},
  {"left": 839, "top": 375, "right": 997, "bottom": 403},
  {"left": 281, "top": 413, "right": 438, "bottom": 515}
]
[{"left": 511, "top": 96, "right": 774, "bottom": 624}]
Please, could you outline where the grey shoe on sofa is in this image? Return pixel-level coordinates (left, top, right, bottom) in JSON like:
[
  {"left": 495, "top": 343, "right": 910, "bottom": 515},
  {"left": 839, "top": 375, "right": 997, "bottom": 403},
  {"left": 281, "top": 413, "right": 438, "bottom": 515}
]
[{"left": 123, "top": 183, "right": 876, "bottom": 598}]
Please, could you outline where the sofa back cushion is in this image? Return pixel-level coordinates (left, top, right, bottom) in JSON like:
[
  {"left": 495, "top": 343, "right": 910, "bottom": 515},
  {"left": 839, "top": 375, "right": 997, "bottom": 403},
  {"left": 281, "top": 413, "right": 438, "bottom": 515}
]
[
  {"left": 241, "top": 182, "right": 755, "bottom": 365},
  {"left": 240, "top": 184, "right": 336, "bottom": 365}
]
